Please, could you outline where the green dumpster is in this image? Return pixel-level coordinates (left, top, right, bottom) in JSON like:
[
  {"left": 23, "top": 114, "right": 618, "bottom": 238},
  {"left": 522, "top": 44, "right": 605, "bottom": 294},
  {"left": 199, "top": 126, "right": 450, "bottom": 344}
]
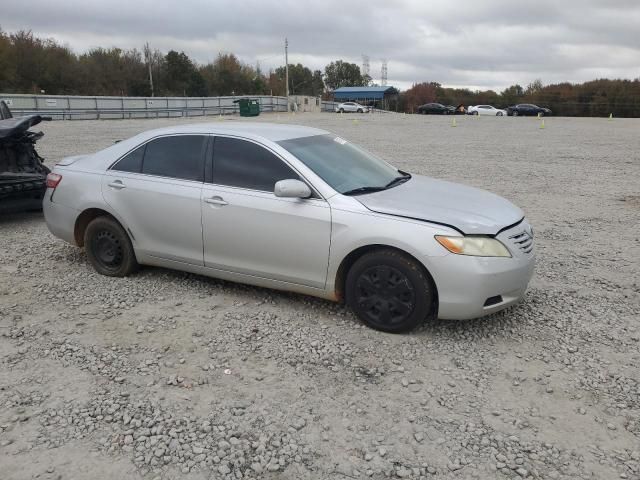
[{"left": 233, "top": 98, "right": 260, "bottom": 117}]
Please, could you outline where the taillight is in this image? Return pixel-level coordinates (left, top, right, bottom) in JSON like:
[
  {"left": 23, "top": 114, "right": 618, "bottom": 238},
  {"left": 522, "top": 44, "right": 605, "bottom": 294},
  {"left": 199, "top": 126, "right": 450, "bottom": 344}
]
[{"left": 46, "top": 173, "right": 62, "bottom": 189}]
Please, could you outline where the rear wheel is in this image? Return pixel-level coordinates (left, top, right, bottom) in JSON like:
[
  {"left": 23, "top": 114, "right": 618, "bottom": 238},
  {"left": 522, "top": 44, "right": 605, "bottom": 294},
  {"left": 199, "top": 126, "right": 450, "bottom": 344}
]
[
  {"left": 346, "top": 249, "right": 435, "bottom": 333},
  {"left": 84, "top": 216, "right": 138, "bottom": 277},
  {"left": 472, "top": 111, "right": 479, "bottom": 116},
  {"left": 339, "top": 108, "right": 344, "bottom": 113}
]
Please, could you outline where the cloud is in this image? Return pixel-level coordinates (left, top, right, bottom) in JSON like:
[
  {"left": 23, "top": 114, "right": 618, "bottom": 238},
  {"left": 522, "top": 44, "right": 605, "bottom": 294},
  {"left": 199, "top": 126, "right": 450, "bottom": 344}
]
[{"left": 2, "top": 0, "right": 639, "bottom": 91}]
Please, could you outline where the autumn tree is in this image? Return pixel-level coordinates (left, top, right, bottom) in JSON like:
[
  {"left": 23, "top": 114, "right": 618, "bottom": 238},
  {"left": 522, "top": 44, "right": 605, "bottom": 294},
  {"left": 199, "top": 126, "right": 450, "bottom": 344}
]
[{"left": 403, "top": 82, "right": 437, "bottom": 112}]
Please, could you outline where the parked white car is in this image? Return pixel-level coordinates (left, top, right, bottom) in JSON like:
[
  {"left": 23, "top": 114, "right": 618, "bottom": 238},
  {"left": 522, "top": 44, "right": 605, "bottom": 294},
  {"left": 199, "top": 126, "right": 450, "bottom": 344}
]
[
  {"left": 44, "top": 123, "right": 534, "bottom": 333},
  {"left": 467, "top": 105, "right": 507, "bottom": 116},
  {"left": 335, "top": 102, "right": 369, "bottom": 113}
]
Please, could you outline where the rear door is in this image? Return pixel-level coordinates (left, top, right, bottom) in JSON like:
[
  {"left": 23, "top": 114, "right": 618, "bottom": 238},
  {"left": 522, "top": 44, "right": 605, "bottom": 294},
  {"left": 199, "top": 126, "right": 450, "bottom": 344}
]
[
  {"left": 102, "top": 134, "right": 207, "bottom": 265},
  {"left": 201, "top": 136, "right": 331, "bottom": 288}
]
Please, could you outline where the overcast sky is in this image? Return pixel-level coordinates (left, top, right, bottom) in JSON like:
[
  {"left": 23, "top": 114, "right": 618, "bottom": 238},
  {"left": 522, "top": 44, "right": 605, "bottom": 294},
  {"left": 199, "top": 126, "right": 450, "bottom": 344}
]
[{"left": 2, "top": 0, "right": 639, "bottom": 91}]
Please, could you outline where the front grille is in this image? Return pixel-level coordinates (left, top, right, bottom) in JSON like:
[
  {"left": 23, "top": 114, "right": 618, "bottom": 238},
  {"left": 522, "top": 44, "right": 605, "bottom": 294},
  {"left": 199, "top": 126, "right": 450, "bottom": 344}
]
[{"left": 508, "top": 230, "right": 534, "bottom": 254}]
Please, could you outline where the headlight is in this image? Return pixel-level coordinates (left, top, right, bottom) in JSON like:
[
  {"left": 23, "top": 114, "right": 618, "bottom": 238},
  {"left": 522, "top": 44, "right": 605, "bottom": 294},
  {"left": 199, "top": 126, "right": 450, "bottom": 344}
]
[{"left": 435, "top": 235, "right": 511, "bottom": 257}]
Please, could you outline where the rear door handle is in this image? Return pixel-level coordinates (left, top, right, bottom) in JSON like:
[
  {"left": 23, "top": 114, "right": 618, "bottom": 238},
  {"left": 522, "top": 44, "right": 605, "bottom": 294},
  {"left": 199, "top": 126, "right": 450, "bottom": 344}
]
[
  {"left": 108, "top": 180, "right": 126, "bottom": 190},
  {"left": 204, "top": 196, "right": 228, "bottom": 206}
]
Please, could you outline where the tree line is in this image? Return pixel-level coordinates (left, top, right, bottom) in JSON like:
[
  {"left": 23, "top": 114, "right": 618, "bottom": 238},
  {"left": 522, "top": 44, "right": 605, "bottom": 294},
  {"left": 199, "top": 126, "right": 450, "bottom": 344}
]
[
  {"left": 1, "top": 29, "right": 639, "bottom": 116},
  {"left": 401, "top": 79, "right": 640, "bottom": 117},
  {"left": 0, "top": 30, "right": 367, "bottom": 98}
]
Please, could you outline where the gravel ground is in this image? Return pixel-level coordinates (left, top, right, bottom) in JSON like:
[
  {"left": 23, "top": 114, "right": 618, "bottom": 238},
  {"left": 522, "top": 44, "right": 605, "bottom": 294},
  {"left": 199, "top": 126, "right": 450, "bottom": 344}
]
[{"left": 1, "top": 112, "right": 639, "bottom": 480}]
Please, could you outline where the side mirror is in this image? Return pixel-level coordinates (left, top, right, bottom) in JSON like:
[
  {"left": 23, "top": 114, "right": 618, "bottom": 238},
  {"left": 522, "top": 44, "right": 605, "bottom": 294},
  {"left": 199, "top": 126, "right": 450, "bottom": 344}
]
[{"left": 274, "top": 179, "right": 312, "bottom": 199}]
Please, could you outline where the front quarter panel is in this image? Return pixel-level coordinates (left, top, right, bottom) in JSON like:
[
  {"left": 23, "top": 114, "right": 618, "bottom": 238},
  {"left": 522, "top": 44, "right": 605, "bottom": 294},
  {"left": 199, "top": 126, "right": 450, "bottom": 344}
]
[{"left": 326, "top": 196, "right": 455, "bottom": 295}]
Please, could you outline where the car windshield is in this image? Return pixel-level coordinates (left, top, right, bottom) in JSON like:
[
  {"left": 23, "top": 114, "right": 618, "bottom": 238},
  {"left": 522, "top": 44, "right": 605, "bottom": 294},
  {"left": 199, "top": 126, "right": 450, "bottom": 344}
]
[{"left": 278, "top": 134, "right": 405, "bottom": 195}]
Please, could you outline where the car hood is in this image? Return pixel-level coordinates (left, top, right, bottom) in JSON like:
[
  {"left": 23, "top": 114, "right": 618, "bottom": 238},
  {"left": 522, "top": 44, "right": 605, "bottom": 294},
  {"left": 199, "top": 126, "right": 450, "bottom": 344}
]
[{"left": 354, "top": 174, "right": 524, "bottom": 235}]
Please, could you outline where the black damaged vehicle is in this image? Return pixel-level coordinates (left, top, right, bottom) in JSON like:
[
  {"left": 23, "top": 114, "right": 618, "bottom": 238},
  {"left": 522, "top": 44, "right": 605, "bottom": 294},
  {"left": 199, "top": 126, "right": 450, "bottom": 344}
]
[{"left": 0, "top": 100, "right": 51, "bottom": 213}]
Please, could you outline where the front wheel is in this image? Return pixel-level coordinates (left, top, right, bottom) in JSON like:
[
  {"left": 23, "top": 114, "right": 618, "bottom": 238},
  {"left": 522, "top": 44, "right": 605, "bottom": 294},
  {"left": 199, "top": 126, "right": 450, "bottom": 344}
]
[
  {"left": 346, "top": 249, "right": 436, "bottom": 333},
  {"left": 85, "top": 216, "right": 138, "bottom": 277},
  {"left": 513, "top": 110, "right": 519, "bottom": 116},
  {"left": 357, "top": 109, "right": 363, "bottom": 113},
  {"left": 497, "top": 112, "right": 503, "bottom": 116}
]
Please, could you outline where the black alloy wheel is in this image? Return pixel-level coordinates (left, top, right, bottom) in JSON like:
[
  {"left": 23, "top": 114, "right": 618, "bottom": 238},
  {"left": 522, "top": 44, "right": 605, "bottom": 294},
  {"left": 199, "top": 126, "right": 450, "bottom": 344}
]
[{"left": 346, "top": 249, "right": 435, "bottom": 333}]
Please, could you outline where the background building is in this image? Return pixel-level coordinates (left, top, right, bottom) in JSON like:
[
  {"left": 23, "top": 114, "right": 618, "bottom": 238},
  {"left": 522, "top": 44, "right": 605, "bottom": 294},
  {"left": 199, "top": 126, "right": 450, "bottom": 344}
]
[{"left": 331, "top": 86, "right": 398, "bottom": 110}]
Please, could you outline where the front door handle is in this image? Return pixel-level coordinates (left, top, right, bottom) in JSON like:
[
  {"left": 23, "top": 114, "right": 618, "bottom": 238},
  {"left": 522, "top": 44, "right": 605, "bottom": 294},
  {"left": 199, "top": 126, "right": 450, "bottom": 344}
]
[
  {"left": 108, "top": 180, "right": 126, "bottom": 190},
  {"left": 204, "top": 196, "right": 228, "bottom": 206}
]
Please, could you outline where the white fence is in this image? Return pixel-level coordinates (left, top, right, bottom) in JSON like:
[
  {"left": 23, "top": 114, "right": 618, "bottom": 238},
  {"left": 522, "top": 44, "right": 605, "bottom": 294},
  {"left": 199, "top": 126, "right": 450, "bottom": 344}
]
[{"left": 0, "top": 94, "right": 288, "bottom": 120}]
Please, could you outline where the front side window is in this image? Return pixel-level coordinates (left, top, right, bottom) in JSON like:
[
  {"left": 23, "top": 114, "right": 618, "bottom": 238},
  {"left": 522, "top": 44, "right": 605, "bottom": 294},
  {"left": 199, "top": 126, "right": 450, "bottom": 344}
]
[
  {"left": 142, "top": 135, "right": 206, "bottom": 181},
  {"left": 212, "top": 137, "right": 299, "bottom": 192},
  {"left": 278, "top": 134, "right": 400, "bottom": 194}
]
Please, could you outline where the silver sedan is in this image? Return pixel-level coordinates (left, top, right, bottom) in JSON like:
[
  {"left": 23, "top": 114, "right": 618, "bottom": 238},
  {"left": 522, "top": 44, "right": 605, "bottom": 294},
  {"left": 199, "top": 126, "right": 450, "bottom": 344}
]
[{"left": 43, "top": 123, "right": 535, "bottom": 332}]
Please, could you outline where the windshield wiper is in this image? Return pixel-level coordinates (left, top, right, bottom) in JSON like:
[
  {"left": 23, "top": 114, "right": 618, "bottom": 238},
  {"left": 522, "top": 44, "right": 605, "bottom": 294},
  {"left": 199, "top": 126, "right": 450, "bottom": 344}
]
[
  {"left": 342, "top": 172, "right": 412, "bottom": 196},
  {"left": 384, "top": 172, "right": 412, "bottom": 189},
  {"left": 341, "top": 186, "right": 387, "bottom": 196}
]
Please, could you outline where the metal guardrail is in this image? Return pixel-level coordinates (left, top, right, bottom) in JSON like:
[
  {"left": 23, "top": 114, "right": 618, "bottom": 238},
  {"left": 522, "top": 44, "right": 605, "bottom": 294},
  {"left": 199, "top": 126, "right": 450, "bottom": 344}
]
[{"left": 0, "top": 94, "right": 288, "bottom": 120}]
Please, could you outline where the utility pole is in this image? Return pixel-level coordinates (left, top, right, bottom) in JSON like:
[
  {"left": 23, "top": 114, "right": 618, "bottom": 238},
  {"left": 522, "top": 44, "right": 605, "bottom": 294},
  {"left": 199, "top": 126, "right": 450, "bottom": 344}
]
[
  {"left": 144, "top": 42, "right": 155, "bottom": 97},
  {"left": 285, "top": 38, "right": 289, "bottom": 112}
]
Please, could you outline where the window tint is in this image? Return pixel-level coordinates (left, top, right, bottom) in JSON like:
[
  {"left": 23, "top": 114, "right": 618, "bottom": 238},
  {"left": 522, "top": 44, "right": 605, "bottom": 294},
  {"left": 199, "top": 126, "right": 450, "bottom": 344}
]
[
  {"left": 142, "top": 135, "right": 206, "bottom": 181},
  {"left": 213, "top": 137, "right": 299, "bottom": 191},
  {"left": 113, "top": 145, "right": 145, "bottom": 173}
]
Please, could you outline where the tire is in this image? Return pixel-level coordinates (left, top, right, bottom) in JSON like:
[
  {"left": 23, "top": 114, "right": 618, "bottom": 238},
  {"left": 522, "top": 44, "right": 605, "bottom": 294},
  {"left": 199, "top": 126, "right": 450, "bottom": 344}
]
[
  {"left": 339, "top": 108, "right": 344, "bottom": 113},
  {"left": 538, "top": 112, "right": 545, "bottom": 117},
  {"left": 513, "top": 110, "right": 519, "bottom": 116},
  {"left": 497, "top": 112, "right": 503, "bottom": 116},
  {"left": 357, "top": 109, "right": 363, "bottom": 113},
  {"left": 472, "top": 111, "right": 479, "bottom": 116},
  {"left": 84, "top": 216, "right": 138, "bottom": 277},
  {"left": 346, "top": 249, "right": 435, "bottom": 333}
]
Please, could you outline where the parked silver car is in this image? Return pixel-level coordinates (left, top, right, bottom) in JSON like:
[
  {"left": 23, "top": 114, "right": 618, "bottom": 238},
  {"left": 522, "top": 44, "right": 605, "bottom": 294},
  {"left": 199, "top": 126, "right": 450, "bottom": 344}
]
[
  {"left": 44, "top": 123, "right": 534, "bottom": 332},
  {"left": 335, "top": 102, "right": 369, "bottom": 113}
]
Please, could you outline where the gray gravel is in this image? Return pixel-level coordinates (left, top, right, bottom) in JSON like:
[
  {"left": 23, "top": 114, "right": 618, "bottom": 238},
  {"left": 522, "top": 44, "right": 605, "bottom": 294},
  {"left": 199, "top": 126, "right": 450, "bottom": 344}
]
[{"left": 1, "top": 112, "right": 639, "bottom": 480}]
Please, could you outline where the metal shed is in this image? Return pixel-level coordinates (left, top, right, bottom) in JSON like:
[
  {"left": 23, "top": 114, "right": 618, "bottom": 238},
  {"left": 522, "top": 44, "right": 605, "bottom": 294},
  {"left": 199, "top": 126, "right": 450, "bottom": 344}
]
[{"left": 332, "top": 86, "right": 396, "bottom": 110}]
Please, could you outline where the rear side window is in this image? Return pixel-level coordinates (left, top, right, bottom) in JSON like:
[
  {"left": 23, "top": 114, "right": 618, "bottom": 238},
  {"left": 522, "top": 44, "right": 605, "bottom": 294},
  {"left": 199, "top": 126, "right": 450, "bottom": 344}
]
[
  {"left": 142, "top": 135, "right": 206, "bottom": 181},
  {"left": 113, "top": 145, "right": 145, "bottom": 173},
  {"left": 212, "top": 137, "right": 299, "bottom": 191}
]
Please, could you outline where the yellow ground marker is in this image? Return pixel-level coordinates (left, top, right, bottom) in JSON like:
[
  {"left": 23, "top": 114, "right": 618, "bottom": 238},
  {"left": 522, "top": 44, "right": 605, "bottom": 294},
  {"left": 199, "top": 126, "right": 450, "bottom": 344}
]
[
  {"left": 451, "top": 117, "right": 457, "bottom": 127},
  {"left": 609, "top": 113, "right": 613, "bottom": 120},
  {"left": 540, "top": 119, "right": 545, "bottom": 129}
]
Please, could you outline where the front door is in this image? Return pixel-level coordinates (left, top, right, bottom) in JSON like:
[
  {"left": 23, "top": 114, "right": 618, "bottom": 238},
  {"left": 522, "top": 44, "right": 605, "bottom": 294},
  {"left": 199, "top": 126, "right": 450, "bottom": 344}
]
[{"left": 201, "top": 136, "right": 331, "bottom": 288}]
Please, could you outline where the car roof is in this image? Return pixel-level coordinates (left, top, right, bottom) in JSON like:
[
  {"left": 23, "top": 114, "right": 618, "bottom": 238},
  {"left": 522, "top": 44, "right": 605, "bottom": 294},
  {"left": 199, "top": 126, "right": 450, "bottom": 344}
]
[{"left": 133, "top": 122, "right": 329, "bottom": 143}]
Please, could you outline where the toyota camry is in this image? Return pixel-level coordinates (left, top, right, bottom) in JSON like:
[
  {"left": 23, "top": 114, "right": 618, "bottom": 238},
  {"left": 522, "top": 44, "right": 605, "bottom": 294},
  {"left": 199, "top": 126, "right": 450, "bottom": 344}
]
[{"left": 44, "top": 123, "right": 535, "bottom": 332}]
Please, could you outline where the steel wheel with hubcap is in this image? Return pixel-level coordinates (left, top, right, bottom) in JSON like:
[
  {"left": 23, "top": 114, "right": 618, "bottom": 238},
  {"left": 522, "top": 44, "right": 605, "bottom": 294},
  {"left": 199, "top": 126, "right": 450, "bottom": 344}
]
[
  {"left": 85, "top": 216, "right": 138, "bottom": 277},
  {"left": 346, "top": 249, "right": 435, "bottom": 333}
]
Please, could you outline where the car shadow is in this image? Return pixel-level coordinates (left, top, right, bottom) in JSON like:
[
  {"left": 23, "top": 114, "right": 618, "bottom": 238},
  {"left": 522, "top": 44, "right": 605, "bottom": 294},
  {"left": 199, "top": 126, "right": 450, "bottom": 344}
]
[{"left": 0, "top": 210, "right": 44, "bottom": 224}]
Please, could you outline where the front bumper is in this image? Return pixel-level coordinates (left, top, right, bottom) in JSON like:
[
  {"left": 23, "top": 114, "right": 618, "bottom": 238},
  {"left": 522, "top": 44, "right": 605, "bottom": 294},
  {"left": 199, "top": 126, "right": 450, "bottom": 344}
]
[{"left": 425, "top": 224, "right": 535, "bottom": 320}]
